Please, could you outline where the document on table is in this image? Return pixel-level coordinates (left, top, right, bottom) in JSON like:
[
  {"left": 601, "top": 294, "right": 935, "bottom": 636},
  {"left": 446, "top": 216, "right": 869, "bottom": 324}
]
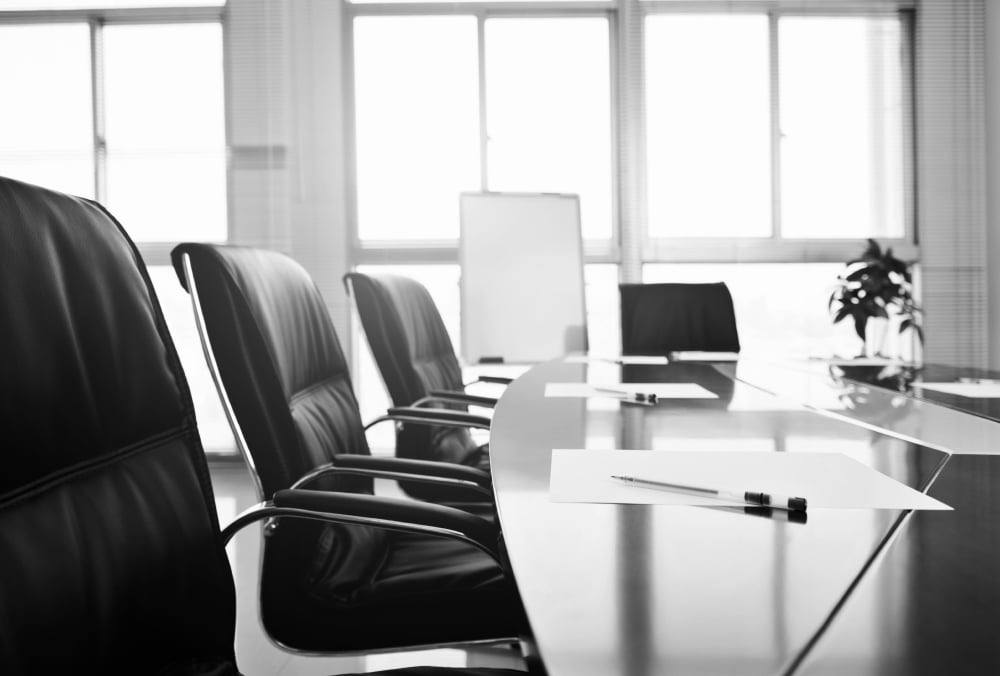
[
  {"left": 805, "top": 356, "right": 907, "bottom": 367},
  {"left": 668, "top": 351, "right": 740, "bottom": 362},
  {"left": 563, "top": 354, "right": 670, "bottom": 365},
  {"left": 912, "top": 382, "right": 1000, "bottom": 398},
  {"left": 548, "top": 449, "right": 950, "bottom": 510},
  {"left": 544, "top": 382, "right": 717, "bottom": 400}
]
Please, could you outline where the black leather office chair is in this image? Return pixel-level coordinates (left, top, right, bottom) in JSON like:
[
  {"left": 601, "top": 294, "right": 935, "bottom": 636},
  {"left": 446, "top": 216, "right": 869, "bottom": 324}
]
[
  {"left": 171, "top": 243, "right": 526, "bottom": 651},
  {"left": 344, "top": 273, "right": 510, "bottom": 501},
  {"left": 619, "top": 282, "right": 741, "bottom": 356},
  {"left": 0, "top": 175, "right": 523, "bottom": 674}
]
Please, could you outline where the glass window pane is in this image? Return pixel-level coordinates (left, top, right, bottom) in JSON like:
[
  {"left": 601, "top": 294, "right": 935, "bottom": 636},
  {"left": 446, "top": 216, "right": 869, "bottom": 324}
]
[
  {"left": 0, "top": 24, "right": 94, "bottom": 197},
  {"left": 103, "top": 23, "right": 226, "bottom": 243},
  {"left": 353, "top": 16, "right": 480, "bottom": 241},
  {"left": 585, "top": 264, "right": 620, "bottom": 356},
  {"left": 147, "top": 266, "right": 234, "bottom": 454},
  {"left": 779, "top": 16, "right": 905, "bottom": 239},
  {"left": 645, "top": 14, "right": 771, "bottom": 238},
  {"left": 485, "top": 17, "right": 613, "bottom": 240}
]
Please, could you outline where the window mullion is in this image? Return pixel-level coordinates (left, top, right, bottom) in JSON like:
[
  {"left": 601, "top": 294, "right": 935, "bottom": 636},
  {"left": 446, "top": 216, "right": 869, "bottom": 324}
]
[
  {"left": 769, "top": 11, "right": 781, "bottom": 240},
  {"left": 478, "top": 11, "right": 488, "bottom": 191},
  {"left": 90, "top": 18, "right": 107, "bottom": 202},
  {"left": 617, "top": 0, "right": 644, "bottom": 282}
]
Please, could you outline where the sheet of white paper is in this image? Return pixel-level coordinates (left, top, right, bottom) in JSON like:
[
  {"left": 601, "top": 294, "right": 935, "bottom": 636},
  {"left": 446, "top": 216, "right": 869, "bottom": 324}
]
[
  {"left": 912, "top": 382, "right": 1000, "bottom": 398},
  {"left": 669, "top": 351, "right": 740, "bottom": 362},
  {"left": 549, "top": 449, "right": 950, "bottom": 510},
  {"left": 544, "top": 382, "right": 717, "bottom": 400},
  {"left": 564, "top": 354, "right": 670, "bottom": 365},
  {"left": 806, "top": 356, "right": 907, "bottom": 366}
]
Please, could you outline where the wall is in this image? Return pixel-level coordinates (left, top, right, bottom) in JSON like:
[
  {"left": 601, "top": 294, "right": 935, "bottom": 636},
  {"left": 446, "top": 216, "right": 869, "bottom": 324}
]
[
  {"left": 227, "top": 0, "right": 352, "bottom": 348},
  {"left": 987, "top": 0, "right": 1000, "bottom": 369}
]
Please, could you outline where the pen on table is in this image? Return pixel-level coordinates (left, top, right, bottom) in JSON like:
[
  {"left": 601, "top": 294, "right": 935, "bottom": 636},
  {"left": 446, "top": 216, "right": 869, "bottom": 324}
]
[
  {"left": 957, "top": 377, "right": 1000, "bottom": 385},
  {"left": 610, "top": 475, "right": 807, "bottom": 512},
  {"left": 589, "top": 387, "right": 657, "bottom": 405}
]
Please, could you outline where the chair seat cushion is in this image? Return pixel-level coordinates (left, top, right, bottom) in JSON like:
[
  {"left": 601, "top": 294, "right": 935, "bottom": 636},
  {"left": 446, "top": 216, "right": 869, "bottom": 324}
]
[{"left": 260, "top": 526, "right": 525, "bottom": 652}]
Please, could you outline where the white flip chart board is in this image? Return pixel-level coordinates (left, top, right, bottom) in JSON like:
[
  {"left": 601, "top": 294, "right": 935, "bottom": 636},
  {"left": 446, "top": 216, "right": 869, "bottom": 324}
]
[{"left": 460, "top": 192, "right": 587, "bottom": 364}]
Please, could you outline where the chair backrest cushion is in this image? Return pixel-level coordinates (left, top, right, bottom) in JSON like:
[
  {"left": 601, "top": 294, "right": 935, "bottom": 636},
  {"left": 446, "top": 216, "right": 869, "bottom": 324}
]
[
  {"left": 619, "top": 282, "right": 741, "bottom": 355},
  {"left": 344, "top": 272, "right": 464, "bottom": 405},
  {"left": 344, "top": 272, "right": 481, "bottom": 470},
  {"left": 173, "top": 244, "right": 371, "bottom": 498},
  {"left": 0, "top": 177, "right": 237, "bottom": 673}
]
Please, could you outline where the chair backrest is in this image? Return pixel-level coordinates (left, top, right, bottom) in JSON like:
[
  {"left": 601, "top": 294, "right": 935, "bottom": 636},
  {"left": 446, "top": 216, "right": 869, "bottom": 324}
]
[
  {"left": 344, "top": 272, "right": 482, "bottom": 474},
  {"left": 172, "top": 244, "right": 371, "bottom": 499},
  {"left": 344, "top": 272, "right": 465, "bottom": 407},
  {"left": 0, "top": 177, "right": 237, "bottom": 673},
  {"left": 619, "top": 282, "right": 741, "bottom": 356}
]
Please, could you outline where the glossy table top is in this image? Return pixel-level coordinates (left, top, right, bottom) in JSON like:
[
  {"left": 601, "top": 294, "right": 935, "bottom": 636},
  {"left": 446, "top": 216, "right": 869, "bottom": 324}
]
[
  {"left": 732, "top": 358, "right": 1000, "bottom": 456},
  {"left": 490, "top": 359, "right": 1000, "bottom": 675}
]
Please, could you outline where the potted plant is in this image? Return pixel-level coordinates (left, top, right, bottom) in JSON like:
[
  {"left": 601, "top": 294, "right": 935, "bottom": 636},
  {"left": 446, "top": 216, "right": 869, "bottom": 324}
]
[{"left": 828, "top": 239, "right": 923, "bottom": 359}]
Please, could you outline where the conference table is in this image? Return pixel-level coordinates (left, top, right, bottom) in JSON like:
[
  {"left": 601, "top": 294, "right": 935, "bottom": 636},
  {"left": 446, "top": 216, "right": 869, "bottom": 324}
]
[{"left": 488, "top": 356, "right": 1000, "bottom": 675}]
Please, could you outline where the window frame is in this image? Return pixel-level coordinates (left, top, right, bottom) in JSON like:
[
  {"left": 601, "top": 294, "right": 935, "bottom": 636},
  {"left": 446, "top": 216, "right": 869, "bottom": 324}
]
[
  {"left": 0, "top": 4, "right": 227, "bottom": 267},
  {"left": 638, "top": 4, "right": 917, "bottom": 263},
  {"left": 343, "top": 0, "right": 918, "bottom": 269},
  {"left": 343, "top": 0, "right": 621, "bottom": 267}
]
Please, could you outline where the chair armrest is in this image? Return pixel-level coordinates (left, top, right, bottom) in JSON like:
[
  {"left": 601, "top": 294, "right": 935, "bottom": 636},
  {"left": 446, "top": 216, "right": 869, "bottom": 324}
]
[
  {"left": 290, "top": 456, "right": 492, "bottom": 498},
  {"left": 425, "top": 389, "right": 498, "bottom": 408},
  {"left": 337, "top": 454, "right": 491, "bottom": 487},
  {"left": 220, "top": 491, "right": 501, "bottom": 563},
  {"left": 365, "top": 406, "right": 492, "bottom": 431}
]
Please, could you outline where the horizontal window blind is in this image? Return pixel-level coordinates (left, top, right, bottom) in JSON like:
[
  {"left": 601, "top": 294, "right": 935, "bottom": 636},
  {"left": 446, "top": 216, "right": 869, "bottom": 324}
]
[{"left": 916, "top": 0, "right": 988, "bottom": 368}]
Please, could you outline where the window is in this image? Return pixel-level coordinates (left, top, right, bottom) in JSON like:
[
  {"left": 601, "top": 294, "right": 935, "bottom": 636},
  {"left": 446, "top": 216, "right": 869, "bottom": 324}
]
[
  {"left": 350, "top": 12, "right": 613, "bottom": 243},
  {"left": 346, "top": 1, "right": 914, "bottom": 381},
  {"left": 778, "top": 16, "right": 905, "bottom": 239},
  {"left": 353, "top": 16, "right": 479, "bottom": 241},
  {"left": 103, "top": 23, "right": 227, "bottom": 243},
  {"left": 0, "top": 14, "right": 226, "bottom": 244},
  {"left": 0, "top": 23, "right": 94, "bottom": 197},
  {"left": 644, "top": 12, "right": 908, "bottom": 243},
  {"left": 484, "top": 17, "right": 613, "bottom": 240},
  {"left": 645, "top": 14, "right": 772, "bottom": 238}
]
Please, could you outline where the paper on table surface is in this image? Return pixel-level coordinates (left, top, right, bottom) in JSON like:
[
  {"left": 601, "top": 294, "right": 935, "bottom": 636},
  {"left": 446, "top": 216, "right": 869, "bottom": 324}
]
[
  {"left": 544, "top": 382, "right": 717, "bottom": 400},
  {"left": 563, "top": 354, "right": 670, "bottom": 365},
  {"left": 912, "top": 382, "right": 1000, "bottom": 398},
  {"left": 549, "top": 449, "right": 951, "bottom": 510},
  {"left": 806, "top": 356, "right": 908, "bottom": 366},
  {"left": 669, "top": 351, "right": 740, "bottom": 362}
]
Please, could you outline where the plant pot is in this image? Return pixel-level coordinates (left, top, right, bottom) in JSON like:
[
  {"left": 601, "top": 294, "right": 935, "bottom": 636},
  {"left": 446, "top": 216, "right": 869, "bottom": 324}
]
[{"left": 864, "top": 317, "right": 889, "bottom": 358}]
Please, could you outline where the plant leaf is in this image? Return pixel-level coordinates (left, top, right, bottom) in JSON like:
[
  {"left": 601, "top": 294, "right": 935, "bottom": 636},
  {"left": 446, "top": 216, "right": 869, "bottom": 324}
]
[
  {"left": 852, "top": 312, "right": 867, "bottom": 340},
  {"left": 862, "top": 238, "right": 882, "bottom": 260}
]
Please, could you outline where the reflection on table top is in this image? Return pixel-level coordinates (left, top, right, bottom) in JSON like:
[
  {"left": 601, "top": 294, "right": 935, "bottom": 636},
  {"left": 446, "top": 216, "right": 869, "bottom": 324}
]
[
  {"left": 732, "top": 358, "right": 1000, "bottom": 455},
  {"left": 490, "top": 359, "right": 1000, "bottom": 676}
]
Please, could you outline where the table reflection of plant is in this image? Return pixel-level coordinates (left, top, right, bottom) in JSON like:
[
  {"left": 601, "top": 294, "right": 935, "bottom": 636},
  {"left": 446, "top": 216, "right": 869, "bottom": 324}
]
[{"left": 827, "top": 363, "right": 920, "bottom": 425}]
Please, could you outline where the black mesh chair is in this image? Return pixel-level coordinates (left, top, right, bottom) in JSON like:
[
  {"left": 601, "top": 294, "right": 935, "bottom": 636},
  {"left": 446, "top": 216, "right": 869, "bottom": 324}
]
[
  {"left": 171, "top": 243, "right": 526, "bottom": 651},
  {"left": 344, "top": 272, "right": 511, "bottom": 500},
  {"left": 619, "top": 282, "right": 741, "bottom": 356},
  {"left": 0, "top": 175, "right": 524, "bottom": 675}
]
